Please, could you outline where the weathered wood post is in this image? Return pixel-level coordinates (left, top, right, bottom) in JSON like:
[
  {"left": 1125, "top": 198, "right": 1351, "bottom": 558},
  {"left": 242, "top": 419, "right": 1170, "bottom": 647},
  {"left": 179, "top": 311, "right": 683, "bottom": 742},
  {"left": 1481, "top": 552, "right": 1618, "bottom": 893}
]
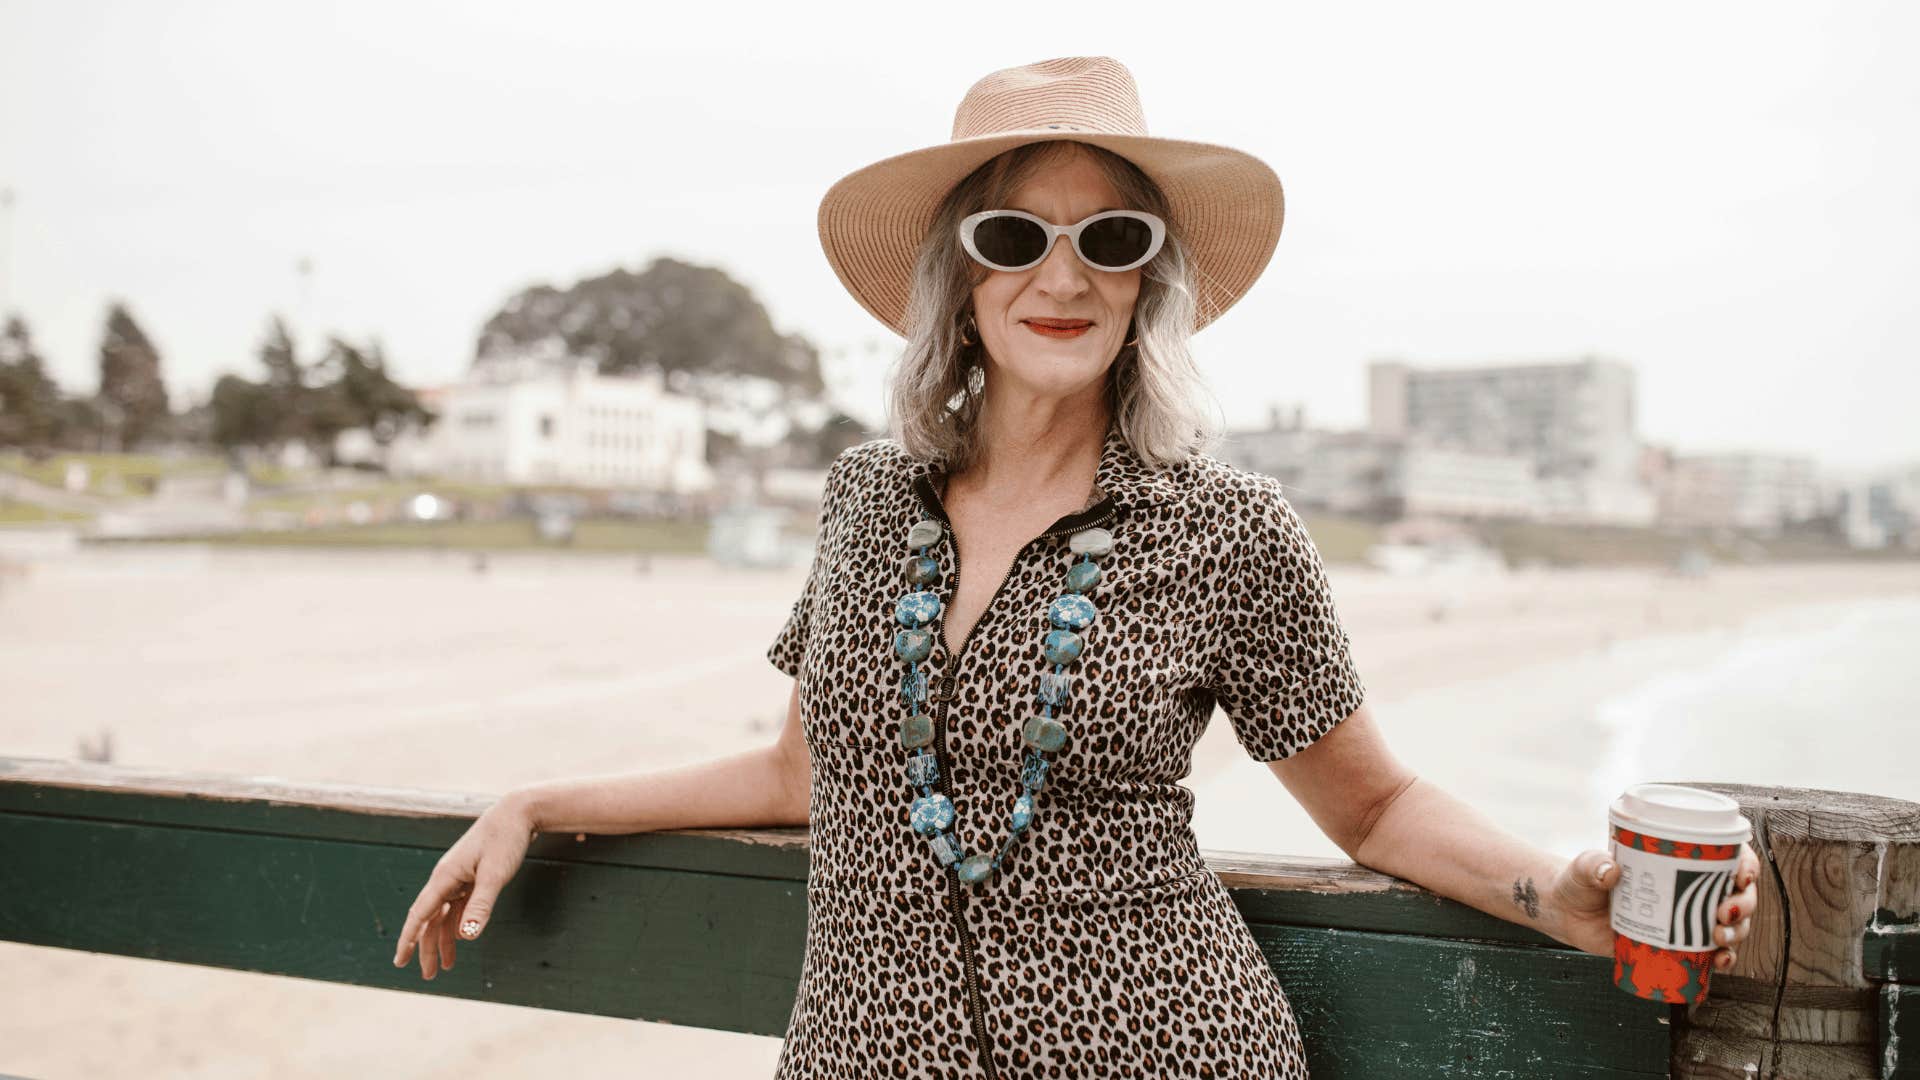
[{"left": 1666, "top": 783, "right": 1919, "bottom": 1080}]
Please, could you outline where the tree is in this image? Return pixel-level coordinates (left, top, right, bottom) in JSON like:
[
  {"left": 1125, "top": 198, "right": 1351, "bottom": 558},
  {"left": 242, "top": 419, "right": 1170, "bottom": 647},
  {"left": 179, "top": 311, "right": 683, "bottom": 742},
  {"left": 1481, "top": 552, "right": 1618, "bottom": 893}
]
[
  {"left": 96, "top": 302, "right": 171, "bottom": 451},
  {"left": 805, "top": 410, "right": 870, "bottom": 466},
  {"left": 474, "top": 256, "right": 826, "bottom": 396},
  {"left": 257, "top": 315, "right": 304, "bottom": 392},
  {"left": 253, "top": 315, "right": 308, "bottom": 448},
  {"left": 209, "top": 374, "right": 275, "bottom": 452},
  {"left": 307, "top": 336, "right": 434, "bottom": 462},
  {"left": 0, "top": 315, "right": 64, "bottom": 448},
  {"left": 204, "top": 320, "right": 431, "bottom": 468}
]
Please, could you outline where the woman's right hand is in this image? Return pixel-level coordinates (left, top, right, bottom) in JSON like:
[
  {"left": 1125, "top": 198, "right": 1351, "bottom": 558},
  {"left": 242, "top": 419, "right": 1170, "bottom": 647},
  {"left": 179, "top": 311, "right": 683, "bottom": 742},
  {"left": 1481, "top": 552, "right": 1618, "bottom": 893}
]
[{"left": 392, "top": 792, "right": 538, "bottom": 979}]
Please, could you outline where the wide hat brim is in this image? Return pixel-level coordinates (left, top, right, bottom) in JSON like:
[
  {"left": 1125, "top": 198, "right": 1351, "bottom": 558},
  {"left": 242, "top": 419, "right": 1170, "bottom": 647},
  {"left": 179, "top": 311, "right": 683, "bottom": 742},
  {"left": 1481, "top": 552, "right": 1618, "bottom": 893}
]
[{"left": 817, "top": 129, "right": 1285, "bottom": 339}]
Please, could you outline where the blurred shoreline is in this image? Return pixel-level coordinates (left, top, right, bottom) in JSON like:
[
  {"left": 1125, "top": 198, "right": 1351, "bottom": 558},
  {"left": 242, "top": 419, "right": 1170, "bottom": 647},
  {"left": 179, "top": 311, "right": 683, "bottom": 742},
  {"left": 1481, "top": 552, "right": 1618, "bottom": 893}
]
[{"left": 1190, "top": 570, "right": 1920, "bottom": 862}]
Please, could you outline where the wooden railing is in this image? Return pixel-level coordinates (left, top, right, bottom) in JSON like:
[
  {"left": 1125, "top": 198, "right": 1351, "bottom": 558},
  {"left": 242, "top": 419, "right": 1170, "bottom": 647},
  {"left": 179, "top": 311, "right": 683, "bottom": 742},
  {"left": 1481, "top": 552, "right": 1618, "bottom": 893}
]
[{"left": 1, "top": 757, "right": 1911, "bottom": 1078}]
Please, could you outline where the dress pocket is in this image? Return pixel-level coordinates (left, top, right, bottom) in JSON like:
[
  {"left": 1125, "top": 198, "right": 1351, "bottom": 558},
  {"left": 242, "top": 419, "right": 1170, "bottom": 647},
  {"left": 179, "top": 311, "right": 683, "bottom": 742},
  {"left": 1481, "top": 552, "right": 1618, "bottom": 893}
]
[{"left": 1104, "top": 618, "right": 1196, "bottom": 689}]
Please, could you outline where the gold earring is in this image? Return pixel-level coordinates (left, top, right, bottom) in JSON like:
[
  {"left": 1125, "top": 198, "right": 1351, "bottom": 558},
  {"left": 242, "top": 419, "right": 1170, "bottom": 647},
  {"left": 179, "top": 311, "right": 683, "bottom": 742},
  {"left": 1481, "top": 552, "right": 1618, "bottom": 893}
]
[{"left": 959, "top": 314, "right": 977, "bottom": 346}]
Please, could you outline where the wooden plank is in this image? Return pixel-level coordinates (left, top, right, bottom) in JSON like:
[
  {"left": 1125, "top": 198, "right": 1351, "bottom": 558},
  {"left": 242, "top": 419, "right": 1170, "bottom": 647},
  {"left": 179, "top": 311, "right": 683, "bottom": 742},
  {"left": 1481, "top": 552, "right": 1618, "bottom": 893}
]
[
  {"left": 1882, "top": 984, "right": 1917, "bottom": 1080},
  {"left": 1669, "top": 1031, "right": 1879, "bottom": 1079},
  {"left": 3, "top": 756, "right": 1572, "bottom": 947},
  {"left": 1666, "top": 782, "right": 1920, "bottom": 1080},
  {"left": 1221, "top": 874, "right": 1566, "bottom": 950},
  {"left": 0, "top": 755, "right": 814, "bottom": 881},
  {"left": 3, "top": 758, "right": 1674, "bottom": 1074},
  {"left": 1866, "top": 922, "right": 1920, "bottom": 985},
  {"left": 0, "top": 809, "right": 812, "bottom": 1035},
  {"left": 0, "top": 804, "right": 1667, "bottom": 1076},
  {"left": 1245, "top": 924, "right": 1670, "bottom": 1078}
]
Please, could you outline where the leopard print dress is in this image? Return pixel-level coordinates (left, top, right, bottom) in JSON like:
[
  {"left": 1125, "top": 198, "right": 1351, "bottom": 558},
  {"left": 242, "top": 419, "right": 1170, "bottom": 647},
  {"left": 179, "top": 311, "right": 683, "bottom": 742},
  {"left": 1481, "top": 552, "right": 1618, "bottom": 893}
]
[{"left": 766, "top": 419, "right": 1367, "bottom": 1079}]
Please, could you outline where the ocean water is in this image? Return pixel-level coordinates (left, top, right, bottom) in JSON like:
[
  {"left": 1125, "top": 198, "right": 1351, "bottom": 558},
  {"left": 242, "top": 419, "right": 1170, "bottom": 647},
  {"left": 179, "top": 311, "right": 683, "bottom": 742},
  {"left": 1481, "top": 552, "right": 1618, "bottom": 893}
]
[
  {"left": 1588, "top": 595, "right": 1920, "bottom": 821},
  {"left": 1192, "top": 593, "right": 1920, "bottom": 865}
]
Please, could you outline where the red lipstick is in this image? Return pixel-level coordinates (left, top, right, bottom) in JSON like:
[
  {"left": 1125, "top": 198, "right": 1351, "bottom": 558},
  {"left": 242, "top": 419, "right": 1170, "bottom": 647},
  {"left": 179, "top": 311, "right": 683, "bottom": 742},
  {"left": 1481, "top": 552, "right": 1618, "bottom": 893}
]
[{"left": 1022, "top": 318, "right": 1092, "bottom": 339}]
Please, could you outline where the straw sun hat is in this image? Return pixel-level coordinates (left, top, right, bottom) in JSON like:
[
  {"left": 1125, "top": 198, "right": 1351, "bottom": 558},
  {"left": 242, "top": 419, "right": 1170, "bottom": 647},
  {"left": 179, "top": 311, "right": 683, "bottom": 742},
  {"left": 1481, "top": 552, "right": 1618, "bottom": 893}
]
[{"left": 817, "top": 56, "right": 1286, "bottom": 339}]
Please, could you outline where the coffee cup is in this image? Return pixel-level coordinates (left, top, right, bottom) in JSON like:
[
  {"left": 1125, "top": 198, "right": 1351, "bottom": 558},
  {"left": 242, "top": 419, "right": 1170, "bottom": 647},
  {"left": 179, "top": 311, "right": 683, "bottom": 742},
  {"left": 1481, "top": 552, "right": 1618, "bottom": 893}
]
[{"left": 1606, "top": 783, "right": 1751, "bottom": 1004}]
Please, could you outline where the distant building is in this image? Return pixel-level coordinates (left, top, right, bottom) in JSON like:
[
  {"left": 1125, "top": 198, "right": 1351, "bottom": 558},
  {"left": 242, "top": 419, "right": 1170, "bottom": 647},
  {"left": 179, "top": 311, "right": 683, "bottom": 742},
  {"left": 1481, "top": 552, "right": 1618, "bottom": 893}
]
[
  {"left": 1368, "top": 355, "right": 1655, "bottom": 525},
  {"left": 1218, "top": 407, "right": 1537, "bottom": 519},
  {"left": 1386, "top": 442, "right": 1541, "bottom": 519},
  {"left": 1658, "top": 452, "right": 1822, "bottom": 534},
  {"left": 389, "top": 359, "right": 712, "bottom": 491},
  {"left": 1840, "top": 466, "right": 1920, "bottom": 550}
]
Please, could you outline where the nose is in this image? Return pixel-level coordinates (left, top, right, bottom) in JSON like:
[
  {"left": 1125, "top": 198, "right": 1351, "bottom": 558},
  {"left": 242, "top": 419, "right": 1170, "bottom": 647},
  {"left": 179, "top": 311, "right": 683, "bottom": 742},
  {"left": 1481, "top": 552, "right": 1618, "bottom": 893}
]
[{"left": 1032, "top": 231, "right": 1091, "bottom": 302}]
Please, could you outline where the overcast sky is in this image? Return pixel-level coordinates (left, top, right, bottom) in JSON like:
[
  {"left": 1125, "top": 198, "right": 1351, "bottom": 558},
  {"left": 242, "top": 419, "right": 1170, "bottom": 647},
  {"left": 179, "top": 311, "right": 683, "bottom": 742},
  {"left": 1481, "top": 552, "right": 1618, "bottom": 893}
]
[{"left": 1, "top": 1, "right": 1914, "bottom": 473}]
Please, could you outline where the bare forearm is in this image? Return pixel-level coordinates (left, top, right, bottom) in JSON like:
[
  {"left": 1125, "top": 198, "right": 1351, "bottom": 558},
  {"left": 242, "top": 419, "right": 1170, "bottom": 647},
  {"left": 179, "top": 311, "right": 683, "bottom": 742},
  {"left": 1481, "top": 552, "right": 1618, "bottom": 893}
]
[
  {"left": 1353, "top": 776, "right": 1568, "bottom": 941},
  {"left": 507, "top": 745, "right": 807, "bottom": 835}
]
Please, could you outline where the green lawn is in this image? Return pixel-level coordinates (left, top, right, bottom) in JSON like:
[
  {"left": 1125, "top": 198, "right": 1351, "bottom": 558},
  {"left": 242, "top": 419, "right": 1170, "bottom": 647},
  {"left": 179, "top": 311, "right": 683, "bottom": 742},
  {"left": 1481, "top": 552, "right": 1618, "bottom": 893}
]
[
  {"left": 1294, "top": 513, "right": 1383, "bottom": 565},
  {"left": 1472, "top": 517, "right": 1897, "bottom": 567},
  {"left": 246, "top": 480, "right": 516, "bottom": 515},
  {"left": 0, "top": 500, "right": 91, "bottom": 525},
  {"left": 0, "top": 451, "right": 229, "bottom": 496}
]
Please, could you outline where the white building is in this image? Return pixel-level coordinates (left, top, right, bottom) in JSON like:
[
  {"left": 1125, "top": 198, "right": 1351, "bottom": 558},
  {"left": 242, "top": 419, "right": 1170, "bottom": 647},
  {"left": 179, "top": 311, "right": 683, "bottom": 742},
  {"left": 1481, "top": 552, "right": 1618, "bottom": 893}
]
[
  {"left": 1368, "top": 355, "right": 1656, "bottom": 526},
  {"left": 392, "top": 360, "right": 711, "bottom": 491},
  {"left": 1220, "top": 407, "right": 1539, "bottom": 519},
  {"left": 1659, "top": 451, "right": 1824, "bottom": 534}
]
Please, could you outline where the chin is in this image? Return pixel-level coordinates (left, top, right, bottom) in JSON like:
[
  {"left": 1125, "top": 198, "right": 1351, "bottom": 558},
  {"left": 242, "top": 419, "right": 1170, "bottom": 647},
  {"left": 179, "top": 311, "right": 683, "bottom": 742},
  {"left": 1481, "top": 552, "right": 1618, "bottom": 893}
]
[{"left": 1001, "top": 349, "right": 1116, "bottom": 390}]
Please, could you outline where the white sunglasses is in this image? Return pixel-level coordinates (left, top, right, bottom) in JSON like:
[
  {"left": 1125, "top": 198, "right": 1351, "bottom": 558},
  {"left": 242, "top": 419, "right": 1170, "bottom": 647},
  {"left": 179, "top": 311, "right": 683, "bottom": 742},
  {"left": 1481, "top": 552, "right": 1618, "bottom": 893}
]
[{"left": 959, "top": 209, "right": 1166, "bottom": 273}]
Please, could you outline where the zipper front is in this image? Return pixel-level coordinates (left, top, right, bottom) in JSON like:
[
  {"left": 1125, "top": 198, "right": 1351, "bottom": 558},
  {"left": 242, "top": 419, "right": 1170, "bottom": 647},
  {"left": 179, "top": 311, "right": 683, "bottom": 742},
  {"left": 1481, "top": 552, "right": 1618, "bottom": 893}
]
[{"left": 913, "top": 475, "right": 1118, "bottom": 1079}]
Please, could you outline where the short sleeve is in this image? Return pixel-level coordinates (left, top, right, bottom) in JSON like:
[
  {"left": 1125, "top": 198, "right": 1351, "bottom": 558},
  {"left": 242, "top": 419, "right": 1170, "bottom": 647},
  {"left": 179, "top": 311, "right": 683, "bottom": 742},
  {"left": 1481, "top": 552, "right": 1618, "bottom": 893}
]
[
  {"left": 1208, "top": 479, "right": 1367, "bottom": 762},
  {"left": 766, "top": 446, "right": 853, "bottom": 679}
]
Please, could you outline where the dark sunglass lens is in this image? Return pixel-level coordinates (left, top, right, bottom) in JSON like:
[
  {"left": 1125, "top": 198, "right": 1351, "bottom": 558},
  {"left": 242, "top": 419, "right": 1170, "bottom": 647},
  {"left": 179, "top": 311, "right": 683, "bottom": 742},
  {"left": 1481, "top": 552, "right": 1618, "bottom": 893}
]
[
  {"left": 971, "top": 215, "right": 1047, "bottom": 267},
  {"left": 1079, "top": 216, "right": 1153, "bottom": 268}
]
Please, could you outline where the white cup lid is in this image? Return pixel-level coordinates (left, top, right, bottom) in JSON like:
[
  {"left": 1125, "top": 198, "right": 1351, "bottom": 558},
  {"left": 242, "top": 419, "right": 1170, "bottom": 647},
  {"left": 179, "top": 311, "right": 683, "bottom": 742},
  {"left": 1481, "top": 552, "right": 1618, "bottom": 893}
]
[{"left": 1610, "top": 783, "right": 1751, "bottom": 844}]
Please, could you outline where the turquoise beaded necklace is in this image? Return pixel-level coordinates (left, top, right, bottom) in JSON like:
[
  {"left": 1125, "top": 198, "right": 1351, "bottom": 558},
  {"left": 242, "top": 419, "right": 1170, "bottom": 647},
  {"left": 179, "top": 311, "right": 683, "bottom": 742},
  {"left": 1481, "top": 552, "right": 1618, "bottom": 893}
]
[{"left": 891, "top": 517, "right": 1115, "bottom": 886}]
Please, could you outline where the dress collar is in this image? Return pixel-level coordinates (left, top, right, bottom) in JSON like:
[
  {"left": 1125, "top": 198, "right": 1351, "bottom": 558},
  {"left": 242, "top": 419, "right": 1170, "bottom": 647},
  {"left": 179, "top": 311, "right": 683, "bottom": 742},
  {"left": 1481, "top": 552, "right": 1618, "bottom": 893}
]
[{"left": 901, "top": 419, "right": 1184, "bottom": 512}]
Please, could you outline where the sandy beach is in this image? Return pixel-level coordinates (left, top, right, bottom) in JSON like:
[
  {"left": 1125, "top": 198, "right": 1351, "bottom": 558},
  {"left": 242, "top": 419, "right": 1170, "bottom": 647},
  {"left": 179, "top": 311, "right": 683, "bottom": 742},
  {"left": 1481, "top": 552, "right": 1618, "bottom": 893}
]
[{"left": 2, "top": 545, "right": 1915, "bottom": 1077}]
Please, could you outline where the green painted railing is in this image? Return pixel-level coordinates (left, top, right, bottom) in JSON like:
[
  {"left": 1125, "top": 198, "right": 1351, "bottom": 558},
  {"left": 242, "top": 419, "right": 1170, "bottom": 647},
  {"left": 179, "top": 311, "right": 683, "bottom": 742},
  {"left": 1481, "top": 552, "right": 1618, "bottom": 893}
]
[{"left": 1, "top": 758, "right": 1911, "bottom": 1078}]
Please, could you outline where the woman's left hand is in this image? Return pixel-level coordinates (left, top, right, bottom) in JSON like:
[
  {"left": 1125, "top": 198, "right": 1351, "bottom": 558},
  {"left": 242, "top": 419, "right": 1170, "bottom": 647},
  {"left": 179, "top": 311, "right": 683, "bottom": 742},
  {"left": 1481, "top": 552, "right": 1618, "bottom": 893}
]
[{"left": 1549, "top": 843, "right": 1762, "bottom": 976}]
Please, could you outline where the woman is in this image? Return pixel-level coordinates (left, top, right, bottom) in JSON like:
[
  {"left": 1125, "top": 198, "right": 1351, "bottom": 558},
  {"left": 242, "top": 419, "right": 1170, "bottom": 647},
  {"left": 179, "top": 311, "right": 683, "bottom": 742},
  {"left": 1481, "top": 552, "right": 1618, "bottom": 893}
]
[{"left": 394, "top": 58, "right": 1761, "bottom": 1077}]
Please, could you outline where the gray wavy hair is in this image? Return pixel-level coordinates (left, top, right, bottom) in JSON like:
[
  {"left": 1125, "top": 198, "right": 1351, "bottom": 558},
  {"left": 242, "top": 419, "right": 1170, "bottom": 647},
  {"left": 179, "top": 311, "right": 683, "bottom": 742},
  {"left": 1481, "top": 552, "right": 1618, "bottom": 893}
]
[{"left": 885, "top": 139, "right": 1223, "bottom": 473}]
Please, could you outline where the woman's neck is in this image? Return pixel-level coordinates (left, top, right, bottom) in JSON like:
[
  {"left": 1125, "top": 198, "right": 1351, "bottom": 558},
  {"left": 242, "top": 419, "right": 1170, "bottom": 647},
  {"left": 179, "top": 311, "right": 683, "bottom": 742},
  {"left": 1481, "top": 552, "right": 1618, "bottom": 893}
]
[{"left": 945, "top": 402, "right": 1109, "bottom": 510}]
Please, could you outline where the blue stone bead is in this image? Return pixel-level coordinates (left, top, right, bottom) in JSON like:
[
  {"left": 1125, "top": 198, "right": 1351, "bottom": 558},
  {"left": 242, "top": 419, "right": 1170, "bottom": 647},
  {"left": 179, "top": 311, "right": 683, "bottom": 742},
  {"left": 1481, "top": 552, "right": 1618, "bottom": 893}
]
[
  {"left": 1065, "top": 560, "right": 1102, "bottom": 593},
  {"left": 894, "top": 628, "right": 934, "bottom": 663},
  {"left": 1048, "top": 593, "right": 1097, "bottom": 630},
  {"left": 1020, "top": 753, "right": 1050, "bottom": 791},
  {"left": 895, "top": 591, "right": 942, "bottom": 627},
  {"left": 905, "top": 752, "right": 938, "bottom": 786},
  {"left": 928, "top": 832, "right": 962, "bottom": 867},
  {"left": 1042, "top": 628, "right": 1084, "bottom": 665},
  {"left": 1069, "top": 527, "right": 1113, "bottom": 558},
  {"left": 956, "top": 854, "right": 995, "bottom": 884},
  {"left": 910, "top": 793, "right": 955, "bottom": 835},
  {"left": 900, "top": 554, "right": 941, "bottom": 587},
  {"left": 1036, "top": 671, "right": 1073, "bottom": 706},
  {"left": 1022, "top": 715, "right": 1068, "bottom": 752},
  {"left": 901, "top": 713, "right": 934, "bottom": 749},
  {"left": 898, "top": 668, "right": 928, "bottom": 705},
  {"left": 907, "top": 519, "right": 943, "bottom": 549},
  {"left": 1011, "top": 793, "right": 1034, "bottom": 829}
]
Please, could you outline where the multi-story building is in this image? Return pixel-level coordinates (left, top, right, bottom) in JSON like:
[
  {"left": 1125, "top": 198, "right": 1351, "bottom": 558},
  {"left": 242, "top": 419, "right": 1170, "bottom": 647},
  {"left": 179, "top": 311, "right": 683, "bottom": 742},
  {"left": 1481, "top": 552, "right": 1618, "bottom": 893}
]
[
  {"left": 1842, "top": 467, "right": 1920, "bottom": 549},
  {"left": 1221, "top": 411, "right": 1536, "bottom": 522},
  {"left": 1658, "top": 452, "right": 1823, "bottom": 534},
  {"left": 1368, "top": 355, "right": 1655, "bottom": 525},
  {"left": 1218, "top": 407, "right": 1537, "bottom": 520},
  {"left": 389, "top": 358, "right": 711, "bottom": 491}
]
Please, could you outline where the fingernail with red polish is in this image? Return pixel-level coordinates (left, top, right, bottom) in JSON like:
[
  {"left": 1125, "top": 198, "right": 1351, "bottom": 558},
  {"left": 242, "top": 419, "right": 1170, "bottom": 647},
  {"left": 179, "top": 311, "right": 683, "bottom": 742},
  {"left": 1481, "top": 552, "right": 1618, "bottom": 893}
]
[{"left": 1729, "top": 905, "right": 1740, "bottom": 921}]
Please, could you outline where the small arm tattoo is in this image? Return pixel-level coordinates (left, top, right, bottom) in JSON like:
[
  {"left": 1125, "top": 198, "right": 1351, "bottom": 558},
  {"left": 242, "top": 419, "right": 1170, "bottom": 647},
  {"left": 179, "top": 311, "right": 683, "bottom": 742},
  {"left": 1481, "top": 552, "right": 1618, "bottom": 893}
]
[{"left": 1511, "top": 876, "right": 1541, "bottom": 920}]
